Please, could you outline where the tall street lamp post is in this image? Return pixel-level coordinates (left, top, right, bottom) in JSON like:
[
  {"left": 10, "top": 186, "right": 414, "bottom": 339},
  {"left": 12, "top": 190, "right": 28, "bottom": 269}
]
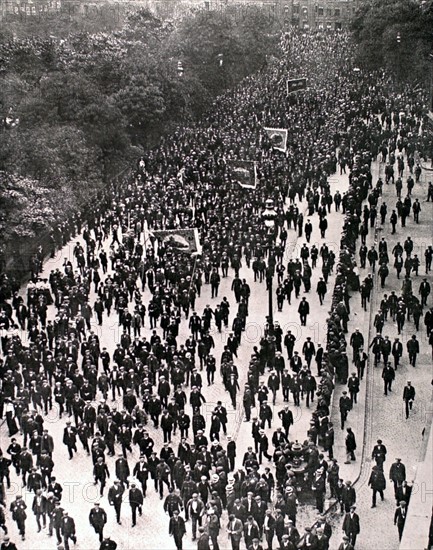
[{"left": 262, "top": 199, "right": 279, "bottom": 328}]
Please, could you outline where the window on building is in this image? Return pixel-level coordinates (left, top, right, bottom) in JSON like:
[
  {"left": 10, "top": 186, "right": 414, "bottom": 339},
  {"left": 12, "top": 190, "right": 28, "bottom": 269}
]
[
  {"left": 335, "top": 21, "right": 342, "bottom": 30},
  {"left": 318, "top": 6, "right": 324, "bottom": 16},
  {"left": 335, "top": 8, "right": 341, "bottom": 16},
  {"left": 302, "top": 6, "right": 308, "bottom": 15},
  {"left": 293, "top": 5, "right": 300, "bottom": 14},
  {"left": 327, "top": 8, "right": 332, "bottom": 16},
  {"left": 318, "top": 22, "right": 324, "bottom": 29},
  {"left": 303, "top": 21, "right": 309, "bottom": 29},
  {"left": 327, "top": 21, "right": 332, "bottom": 29}
]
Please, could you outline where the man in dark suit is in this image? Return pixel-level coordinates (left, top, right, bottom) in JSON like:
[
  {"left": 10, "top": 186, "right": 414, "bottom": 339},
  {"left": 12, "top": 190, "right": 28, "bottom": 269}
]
[
  {"left": 248, "top": 538, "right": 263, "bottom": 550},
  {"left": 279, "top": 534, "right": 297, "bottom": 549},
  {"left": 226, "top": 436, "right": 236, "bottom": 471},
  {"left": 299, "top": 526, "right": 318, "bottom": 549},
  {"left": 278, "top": 406, "right": 294, "bottom": 437},
  {"left": 394, "top": 501, "right": 408, "bottom": 540},
  {"left": 230, "top": 499, "right": 247, "bottom": 525},
  {"left": 244, "top": 516, "right": 260, "bottom": 548},
  {"left": 403, "top": 381, "right": 415, "bottom": 419},
  {"left": 339, "top": 391, "right": 352, "bottom": 430},
  {"left": 283, "top": 519, "right": 300, "bottom": 546},
  {"left": 406, "top": 335, "right": 419, "bottom": 366},
  {"left": 262, "top": 509, "right": 275, "bottom": 550},
  {"left": 272, "top": 428, "right": 287, "bottom": 449},
  {"left": 242, "top": 493, "right": 258, "bottom": 518},
  {"left": 391, "top": 337, "right": 403, "bottom": 369},
  {"left": 382, "top": 363, "right": 395, "bottom": 396},
  {"left": 316, "top": 514, "right": 332, "bottom": 541},
  {"left": 316, "top": 527, "right": 329, "bottom": 550},
  {"left": 347, "top": 373, "right": 360, "bottom": 404},
  {"left": 93, "top": 457, "right": 110, "bottom": 496},
  {"left": 169, "top": 510, "right": 186, "bottom": 550},
  {"left": 133, "top": 455, "right": 149, "bottom": 496},
  {"left": 302, "top": 337, "right": 316, "bottom": 367},
  {"left": 368, "top": 465, "right": 386, "bottom": 507},
  {"left": 341, "top": 481, "right": 356, "bottom": 512},
  {"left": 89, "top": 503, "right": 107, "bottom": 542},
  {"left": 254, "top": 495, "right": 267, "bottom": 538},
  {"left": 396, "top": 481, "right": 412, "bottom": 506},
  {"left": 389, "top": 458, "right": 406, "bottom": 500},
  {"left": 284, "top": 331, "right": 296, "bottom": 359},
  {"left": 129, "top": 482, "right": 143, "bottom": 527},
  {"left": 10, "top": 496, "right": 27, "bottom": 541},
  {"left": 49, "top": 500, "right": 64, "bottom": 543},
  {"left": 108, "top": 480, "right": 124, "bottom": 524},
  {"left": 258, "top": 431, "right": 272, "bottom": 463},
  {"left": 62, "top": 422, "right": 77, "bottom": 460},
  {"left": 337, "top": 535, "right": 354, "bottom": 550},
  {"left": 342, "top": 506, "right": 360, "bottom": 547},
  {"left": 32, "top": 489, "right": 47, "bottom": 532},
  {"left": 0, "top": 536, "right": 18, "bottom": 550},
  {"left": 214, "top": 402, "right": 228, "bottom": 435},
  {"left": 186, "top": 493, "right": 205, "bottom": 541},
  {"left": 371, "top": 439, "right": 387, "bottom": 469},
  {"left": 298, "top": 297, "right": 310, "bottom": 326},
  {"left": 60, "top": 511, "right": 77, "bottom": 550},
  {"left": 289, "top": 352, "right": 302, "bottom": 373},
  {"left": 227, "top": 513, "right": 244, "bottom": 550},
  {"left": 197, "top": 527, "right": 211, "bottom": 550}
]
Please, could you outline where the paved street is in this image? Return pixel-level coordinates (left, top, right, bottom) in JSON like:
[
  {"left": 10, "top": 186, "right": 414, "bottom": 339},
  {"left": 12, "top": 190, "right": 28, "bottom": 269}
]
[
  {"left": 331, "top": 145, "right": 433, "bottom": 549},
  {"left": 2, "top": 167, "right": 352, "bottom": 549},
  {"left": 2, "top": 137, "right": 432, "bottom": 550},
  {"left": 1, "top": 3, "right": 432, "bottom": 550}
]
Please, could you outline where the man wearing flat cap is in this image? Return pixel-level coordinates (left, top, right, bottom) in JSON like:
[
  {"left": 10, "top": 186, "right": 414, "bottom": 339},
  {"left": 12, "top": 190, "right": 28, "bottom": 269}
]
[
  {"left": 247, "top": 537, "right": 263, "bottom": 550},
  {"left": 342, "top": 505, "right": 360, "bottom": 547},
  {"left": 299, "top": 526, "right": 318, "bottom": 549},
  {"left": 337, "top": 535, "right": 354, "bottom": 550},
  {"left": 0, "top": 536, "right": 18, "bottom": 550}
]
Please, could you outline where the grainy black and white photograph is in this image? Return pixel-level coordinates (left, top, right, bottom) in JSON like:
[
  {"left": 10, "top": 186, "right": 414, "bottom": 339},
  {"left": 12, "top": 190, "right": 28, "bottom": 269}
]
[{"left": 0, "top": 1, "right": 432, "bottom": 549}]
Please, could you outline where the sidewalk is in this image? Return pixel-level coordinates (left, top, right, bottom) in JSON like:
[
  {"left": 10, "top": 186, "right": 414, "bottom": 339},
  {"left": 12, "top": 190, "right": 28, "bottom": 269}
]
[
  {"left": 330, "top": 150, "right": 433, "bottom": 549},
  {"left": 399, "top": 423, "right": 433, "bottom": 550}
]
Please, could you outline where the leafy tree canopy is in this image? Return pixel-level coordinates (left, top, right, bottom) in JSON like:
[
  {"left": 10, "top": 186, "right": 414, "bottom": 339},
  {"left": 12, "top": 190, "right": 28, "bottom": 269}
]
[
  {"left": 351, "top": 0, "right": 433, "bottom": 81},
  {"left": 0, "top": 4, "right": 281, "bottom": 278}
]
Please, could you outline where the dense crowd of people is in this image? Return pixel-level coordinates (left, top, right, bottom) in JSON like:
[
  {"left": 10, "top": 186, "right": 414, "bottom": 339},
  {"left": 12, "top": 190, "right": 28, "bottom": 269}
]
[{"left": 0, "top": 26, "right": 432, "bottom": 550}]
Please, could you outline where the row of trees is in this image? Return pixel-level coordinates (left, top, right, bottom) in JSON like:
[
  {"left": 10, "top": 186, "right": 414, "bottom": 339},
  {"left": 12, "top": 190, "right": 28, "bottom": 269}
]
[
  {"left": 1, "top": 0, "right": 431, "bottom": 277},
  {"left": 351, "top": 0, "right": 433, "bottom": 82},
  {"left": 0, "top": 6, "right": 280, "bottom": 274}
]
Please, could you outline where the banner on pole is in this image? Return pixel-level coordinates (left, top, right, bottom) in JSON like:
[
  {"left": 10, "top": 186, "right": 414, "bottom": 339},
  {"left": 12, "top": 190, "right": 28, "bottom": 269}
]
[
  {"left": 150, "top": 228, "right": 202, "bottom": 255},
  {"left": 228, "top": 160, "right": 258, "bottom": 189},
  {"left": 286, "top": 77, "right": 308, "bottom": 94},
  {"left": 264, "top": 127, "right": 288, "bottom": 152},
  {"left": 177, "top": 167, "right": 185, "bottom": 183}
]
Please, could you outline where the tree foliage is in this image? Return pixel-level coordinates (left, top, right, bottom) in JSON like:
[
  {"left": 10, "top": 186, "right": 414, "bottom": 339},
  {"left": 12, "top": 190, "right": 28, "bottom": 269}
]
[
  {"left": 0, "top": 172, "right": 75, "bottom": 240},
  {"left": 351, "top": 0, "right": 433, "bottom": 81},
  {"left": 0, "top": 5, "right": 281, "bottom": 277}
]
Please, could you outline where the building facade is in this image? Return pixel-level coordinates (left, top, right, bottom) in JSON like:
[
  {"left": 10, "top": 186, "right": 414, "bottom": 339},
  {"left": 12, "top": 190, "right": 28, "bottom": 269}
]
[
  {"left": 0, "top": 0, "right": 61, "bottom": 19},
  {"left": 0, "top": 0, "right": 361, "bottom": 28},
  {"left": 203, "top": 0, "right": 361, "bottom": 30}
]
